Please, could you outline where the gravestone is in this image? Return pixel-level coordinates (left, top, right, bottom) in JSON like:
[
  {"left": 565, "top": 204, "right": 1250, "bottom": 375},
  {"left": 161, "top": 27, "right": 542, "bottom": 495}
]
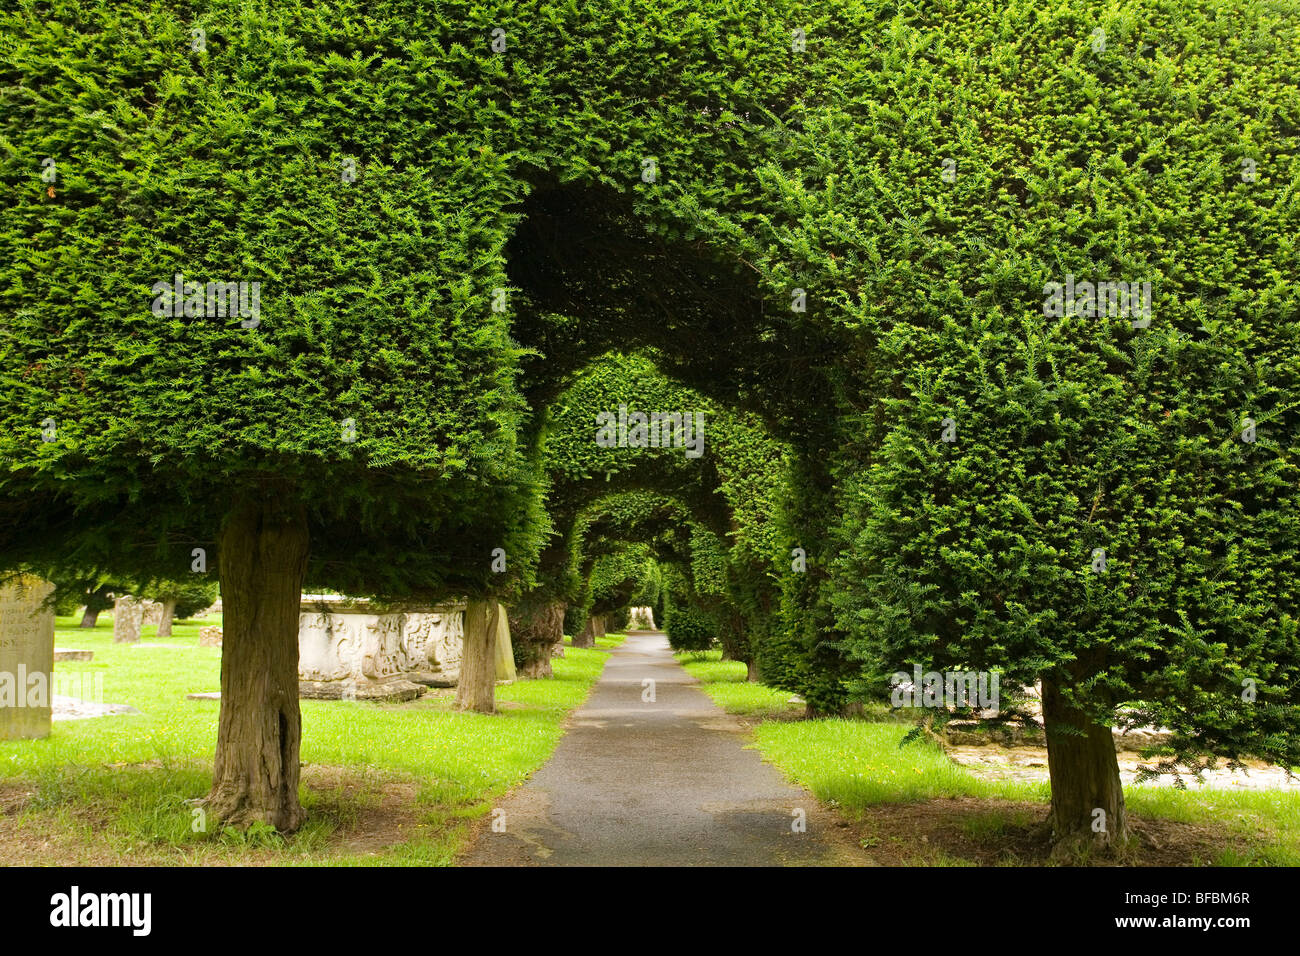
[
  {"left": 400, "top": 607, "right": 464, "bottom": 687},
  {"left": 298, "top": 595, "right": 466, "bottom": 700},
  {"left": 198, "top": 626, "right": 223, "bottom": 647},
  {"left": 113, "top": 596, "right": 144, "bottom": 644},
  {"left": 0, "top": 575, "right": 55, "bottom": 740},
  {"left": 139, "top": 599, "right": 165, "bottom": 627}
]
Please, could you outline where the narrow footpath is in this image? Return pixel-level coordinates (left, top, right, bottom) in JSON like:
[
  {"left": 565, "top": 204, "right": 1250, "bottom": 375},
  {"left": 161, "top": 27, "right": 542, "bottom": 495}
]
[{"left": 460, "top": 631, "right": 872, "bottom": 866}]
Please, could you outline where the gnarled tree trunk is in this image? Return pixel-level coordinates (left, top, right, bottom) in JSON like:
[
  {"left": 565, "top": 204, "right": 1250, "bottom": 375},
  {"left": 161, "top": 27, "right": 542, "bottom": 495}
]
[
  {"left": 746, "top": 658, "right": 761, "bottom": 683},
  {"left": 79, "top": 585, "right": 114, "bottom": 628},
  {"left": 507, "top": 597, "right": 565, "bottom": 679},
  {"left": 455, "top": 599, "right": 498, "bottom": 713},
  {"left": 207, "top": 494, "right": 309, "bottom": 832},
  {"left": 572, "top": 614, "right": 597, "bottom": 648},
  {"left": 1041, "top": 676, "right": 1127, "bottom": 856},
  {"left": 78, "top": 582, "right": 115, "bottom": 629}
]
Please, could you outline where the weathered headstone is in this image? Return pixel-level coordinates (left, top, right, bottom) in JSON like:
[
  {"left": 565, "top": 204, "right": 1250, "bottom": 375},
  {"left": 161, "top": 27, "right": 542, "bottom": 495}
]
[
  {"left": 298, "top": 594, "right": 449, "bottom": 700},
  {"left": 139, "top": 599, "right": 165, "bottom": 628},
  {"left": 113, "top": 596, "right": 144, "bottom": 644},
  {"left": 401, "top": 607, "right": 463, "bottom": 687},
  {"left": 0, "top": 575, "right": 55, "bottom": 740},
  {"left": 198, "top": 625, "right": 223, "bottom": 647}
]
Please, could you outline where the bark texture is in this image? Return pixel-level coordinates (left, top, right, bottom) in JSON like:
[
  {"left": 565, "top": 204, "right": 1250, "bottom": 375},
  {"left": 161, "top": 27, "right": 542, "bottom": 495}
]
[
  {"left": 157, "top": 597, "right": 177, "bottom": 638},
  {"left": 455, "top": 599, "right": 498, "bottom": 713},
  {"left": 206, "top": 494, "right": 309, "bottom": 832},
  {"left": 508, "top": 598, "right": 565, "bottom": 679},
  {"left": 572, "top": 614, "right": 597, "bottom": 648},
  {"left": 1041, "top": 676, "right": 1128, "bottom": 855}
]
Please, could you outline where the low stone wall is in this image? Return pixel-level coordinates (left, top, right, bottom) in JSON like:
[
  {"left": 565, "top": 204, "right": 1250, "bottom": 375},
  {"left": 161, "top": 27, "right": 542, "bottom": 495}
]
[{"left": 297, "top": 595, "right": 465, "bottom": 702}]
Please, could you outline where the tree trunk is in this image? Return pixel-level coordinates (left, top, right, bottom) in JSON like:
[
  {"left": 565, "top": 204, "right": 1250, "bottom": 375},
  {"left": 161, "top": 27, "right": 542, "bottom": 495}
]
[
  {"left": 157, "top": 598, "right": 177, "bottom": 638},
  {"left": 207, "top": 494, "right": 309, "bottom": 832},
  {"left": 1041, "top": 676, "right": 1128, "bottom": 855},
  {"left": 79, "top": 584, "right": 113, "bottom": 627},
  {"left": 746, "top": 658, "right": 761, "bottom": 683},
  {"left": 593, "top": 614, "right": 606, "bottom": 640},
  {"left": 507, "top": 598, "right": 565, "bottom": 679},
  {"left": 455, "top": 599, "right": 498, "bottom": 713},
  {"left": 572, "top": 616, "right": 596, "bottom": 648}
]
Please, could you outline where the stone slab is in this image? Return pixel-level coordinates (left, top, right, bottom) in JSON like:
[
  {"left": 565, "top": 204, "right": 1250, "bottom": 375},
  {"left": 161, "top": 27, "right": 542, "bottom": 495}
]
[
  {"left": 0, "top": 575, "right": 55, "bottom": 740},
  {"left": 52, "top": 696, "right": 140, "bottom": 721},
  {"left": 298, "top": 678, "right": 425, "bottom": 702},
  {"left": 113, "top": 595, "right": 144, "bottom": 644}
]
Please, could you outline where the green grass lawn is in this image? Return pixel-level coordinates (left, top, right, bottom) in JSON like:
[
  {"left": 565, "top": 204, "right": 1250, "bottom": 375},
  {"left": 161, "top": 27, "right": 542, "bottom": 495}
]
[
  {"left": 678, "top": 650, "right": 1300, "bottom": 866},
  {"left": 0, "top": 616, "right": 623, "bottom": 865}
]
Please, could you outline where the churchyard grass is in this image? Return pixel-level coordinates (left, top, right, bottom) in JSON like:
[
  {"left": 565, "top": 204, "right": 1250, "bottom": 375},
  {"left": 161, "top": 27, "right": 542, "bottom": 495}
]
[
  {"left": 679, "top": 650, "right": 1300, "bottom": 866},
  {"left": 0, "top": 616, "right": 623, "bottom": 865}
]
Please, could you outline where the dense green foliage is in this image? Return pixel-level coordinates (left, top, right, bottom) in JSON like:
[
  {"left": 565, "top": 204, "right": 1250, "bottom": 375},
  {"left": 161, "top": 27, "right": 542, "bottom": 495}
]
[{"left": 2, "top": 0, "right": 1297, "bottom": 826}]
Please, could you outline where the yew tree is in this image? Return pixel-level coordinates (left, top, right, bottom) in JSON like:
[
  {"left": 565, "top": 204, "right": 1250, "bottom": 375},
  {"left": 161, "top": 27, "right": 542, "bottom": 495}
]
[{"left": 0, "top": 1, "right": 538, "bottom": 829}]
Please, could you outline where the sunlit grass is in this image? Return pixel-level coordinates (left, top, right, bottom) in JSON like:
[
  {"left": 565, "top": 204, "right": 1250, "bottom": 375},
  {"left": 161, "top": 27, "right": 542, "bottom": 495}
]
[
  {"left": 682, "top": 647, "right": 1300, "bottom": 866},
  {"left": 0, "top": 617, "right": 624, "bottom": 865},
  {"left": 675, "top": 650, "right": 802, "bottom": 719}
]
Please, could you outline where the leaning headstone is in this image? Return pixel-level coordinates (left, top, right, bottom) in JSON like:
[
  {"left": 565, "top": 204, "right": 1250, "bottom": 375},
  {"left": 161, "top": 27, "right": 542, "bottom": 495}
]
[
  {"left": 198, "top": 626, "right": 223, "bottom": 647},
  {"left": 113, "top": 596, "right": 144, "bottom": 644},
  {"left": 0, "top": 575, "right": 55, "bottom": 740}
]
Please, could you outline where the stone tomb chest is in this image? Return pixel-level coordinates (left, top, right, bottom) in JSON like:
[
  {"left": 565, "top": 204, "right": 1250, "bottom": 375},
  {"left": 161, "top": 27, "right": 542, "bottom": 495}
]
[{"left": 298, "top": 595, "right": 465, "bottom": 702}]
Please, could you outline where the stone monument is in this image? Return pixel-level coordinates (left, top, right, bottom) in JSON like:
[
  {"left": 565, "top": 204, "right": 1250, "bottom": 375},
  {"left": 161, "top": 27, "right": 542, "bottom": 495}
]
[
  {"left": 0, "top": 575, "right": 55, "bottom": 740},
  {"left": 297, "top": 595, "right": 467, "bottom": 701},
  {"left": 113, "top": 595, "right": 144, "bottom": 644},
  {"left": 139, "top": 599, "right": 165, "bottom": 628}
]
